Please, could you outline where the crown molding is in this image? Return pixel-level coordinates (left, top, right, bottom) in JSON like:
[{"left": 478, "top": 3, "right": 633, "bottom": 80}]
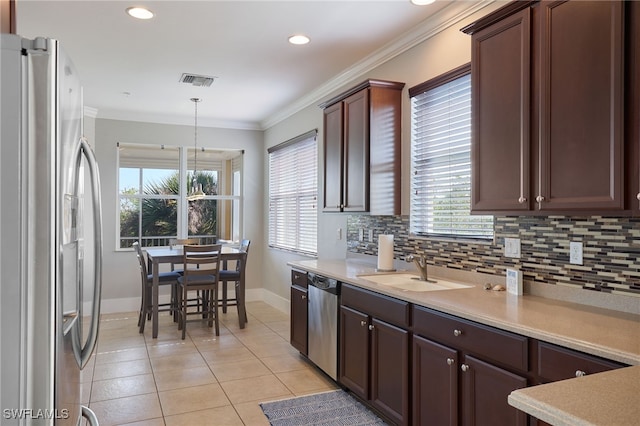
[{"left": 261, "top": 0, "right": 496, "bottom": 131}]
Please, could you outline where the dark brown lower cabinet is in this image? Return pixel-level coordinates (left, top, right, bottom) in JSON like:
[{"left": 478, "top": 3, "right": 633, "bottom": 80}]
[
  {"left": 412, "top": 335, "right": 458, "bottom": 426},
  {"left": 412, "top": 335, "right": 527, "bottom": 426},
  {"left": 289, "top": 285, "right": 308, "bottom": 354},
  {"left": 461, "top": 355, "right": 528, "bottom": 426},
  {"left": 340, "top": 305, "right": 409, "bottom": 425}
]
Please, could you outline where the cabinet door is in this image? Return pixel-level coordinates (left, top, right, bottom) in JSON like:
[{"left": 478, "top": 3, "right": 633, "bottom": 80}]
[
  {"left": 339, "top": 305, "right": 370, "bottom": 399},
  {"left": 412, "top": 335, "right": 458, "bottom": 426},
  {"left": 461, "top": 355, "right": 528, "bottom": 426},
  {"left": 370, "top": 318, "right": 409, "bottom": 425},
  {"left": 289, "top": 285, "right": 307, "bottom": 354},
  {"left": 471, "top": 8, "right": 531, "bottom": 212},
  {"left": 323, "top": 102, "right": 343, "bottom": 212},
  {"left": 343, "top": 89, "right": 369, "bottom": 212},
  {"left": 537, "top": 0, "right": 624, "bottom": 211},
  {"left": 629, "top": 0, "right": 640, "bottom": 211}
]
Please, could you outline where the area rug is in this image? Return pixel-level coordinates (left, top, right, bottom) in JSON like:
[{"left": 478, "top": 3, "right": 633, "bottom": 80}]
[{"left": 260, "top": 390, "right": 387, "bottom": 425}]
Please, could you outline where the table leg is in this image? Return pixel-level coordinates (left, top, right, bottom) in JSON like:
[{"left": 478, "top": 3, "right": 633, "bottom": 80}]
[{"left": 152, "top": 260, "right": 159, "bottom": 338}]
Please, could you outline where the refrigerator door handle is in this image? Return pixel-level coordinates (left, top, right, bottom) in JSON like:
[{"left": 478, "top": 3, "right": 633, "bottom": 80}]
[
  {"left": 81, "top": 405, "right": 100, "bottom": 426},
  {"left": 72, "top": 137, "right": 103, "bottom": 368}
]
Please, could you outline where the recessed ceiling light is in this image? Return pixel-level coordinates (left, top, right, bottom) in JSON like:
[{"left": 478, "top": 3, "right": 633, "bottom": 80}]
[
  {"left": 288, "top": 35, "right": 310, "bottom": 45},
  {"left": 411, "top": 0, "right": 436, "bottom": 5},
  {"left": 126, "top": 6, "right": 154, "bottom": 20}
]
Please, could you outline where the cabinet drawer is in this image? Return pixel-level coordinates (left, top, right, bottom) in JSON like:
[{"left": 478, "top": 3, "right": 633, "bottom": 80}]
[
  {"left": 341, "top": 283, "right": 410, "bottom": 328},
  {"left": 413, "top": 306, "right": 528, "bottom": 372},
  {"left": 537, "top": 342, "right": 625, "bottom": 382},
  {"left": 291, "top": 269, "right": 308, "bottom": 288}
]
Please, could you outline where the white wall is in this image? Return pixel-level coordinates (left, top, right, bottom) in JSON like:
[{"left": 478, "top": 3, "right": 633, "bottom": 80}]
[
  {"left": 94, "top": 118, "right": 264, "bottom": 312},
  {"left": 92, "top": 2, "right": 503, "bottom": 312},
  {"left": 261, "top": 1, "right": 503, "bottom": 305}
]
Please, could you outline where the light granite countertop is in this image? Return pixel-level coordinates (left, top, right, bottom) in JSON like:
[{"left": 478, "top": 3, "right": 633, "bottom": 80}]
[
  {"left": 508, "top": 365, "right": 640, "bottom": 426},
  {"left": 288, "top": 258, "right": 640, "bottom": 365},
  {"left": 288, "top": 257, "right": 640, "bottom": 426}
]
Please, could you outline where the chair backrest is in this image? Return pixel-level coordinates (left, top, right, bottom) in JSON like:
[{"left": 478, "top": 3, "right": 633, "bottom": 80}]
[
  {"left": 132, "top": 242, "right": 148, "bottom": 283},
  {"left": 182, "top": 244, "right": 221, "bottom": 281},
  {"left": 236, "top": 239, "right": 251, "bottom": 271}
]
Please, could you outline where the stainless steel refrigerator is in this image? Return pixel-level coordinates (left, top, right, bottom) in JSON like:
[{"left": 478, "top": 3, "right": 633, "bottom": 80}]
[{"left": 0, "top": 35, "right": 103, "bottom": 425}]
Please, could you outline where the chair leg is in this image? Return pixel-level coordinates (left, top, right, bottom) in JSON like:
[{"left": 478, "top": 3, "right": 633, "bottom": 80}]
[
  {"left": 222, "top": 282, "right": 228, "bottom": 313},
  {"left": 213, "top": 284, "right": 220, "bottom": 336},
  {"left": 181, "top": 285, "right": 187, "bottom": 340},
  {"left": 235, "top": 281, "right": 248, "bottom": 324}
]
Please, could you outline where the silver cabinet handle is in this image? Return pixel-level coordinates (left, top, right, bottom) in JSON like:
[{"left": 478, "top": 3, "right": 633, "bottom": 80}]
[
  {"left": 453, "top": 329, "right": 462, "bottom": 337},
  {"left": 536, "top": 195, "right": 545, "bottom": 203},
  {"left": 461, "top": 364, "right": 470, "bottom": 372},
  {"left": 368, "top": 324, "right": 375, "bottom": 331},
  {"left": 446, "top": 358, "right": 455, "bottom": 366},
  {"left": 301, "top": 295, "right": 306, "bottom": 300},
  {"left": 518, "top": 196, "right": 527, "bottom": 204},
  {"left": 575, "top": 370, "right": 587, "bottom": 377},
  {"left": 360, "top": 321, "right": 367, "bottom": 327},
  {"left": 636, "top": 193, "right": 640, "bottom": 201}
]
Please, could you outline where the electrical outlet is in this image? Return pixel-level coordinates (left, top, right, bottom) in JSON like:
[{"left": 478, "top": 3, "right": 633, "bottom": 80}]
[
  {"left": 336, "top": 228, "right": 342, "bottom": 240},
  {"left": 504, "top": 237, "right": 521, "bottom": 258},
  {"left": 570, "top": 241, "right": 583, "bottom": 265},
  {"left": 368, "top": 229, "right": 374, "bottom": 243},
  {"left": 358, "top": 228, "right": 364, "bottom": 242}
]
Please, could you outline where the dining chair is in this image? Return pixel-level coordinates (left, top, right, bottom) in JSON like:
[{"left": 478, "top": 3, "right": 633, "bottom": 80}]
[
  {"left": 168, "top": 238, "right": 201, "bottom": 273},
  {"left": 177, "top": 244, "right": 222, "bottom": 339},
  {"left": 132, "top": 242, "right": 181, "bottom": 334},
  {"left": 218, "top": 239, "right": 250, "bottom": 324}
]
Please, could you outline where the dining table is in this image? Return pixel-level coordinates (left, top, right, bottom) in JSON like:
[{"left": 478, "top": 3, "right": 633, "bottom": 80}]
[{"left": 145, "top": 245, "right": 248, "bottom": 338}]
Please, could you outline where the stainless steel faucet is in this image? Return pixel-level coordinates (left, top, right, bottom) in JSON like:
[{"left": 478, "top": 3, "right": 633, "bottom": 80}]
[{"left": 406, "top": 254, "right": 436, "bottom": 283}]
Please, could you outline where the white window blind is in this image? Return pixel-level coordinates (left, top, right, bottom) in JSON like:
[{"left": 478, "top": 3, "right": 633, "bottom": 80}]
[
  {"left": 268, "top": 130, "right": 318, "bottom": 255},
  {"left": 410, "top": 67, "right": 493, "bottom": 239}
]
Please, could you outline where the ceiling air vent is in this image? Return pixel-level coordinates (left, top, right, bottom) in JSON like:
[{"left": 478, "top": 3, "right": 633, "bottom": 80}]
[{"left": 179, "top": 73, "right": 216, "bottom": 87}]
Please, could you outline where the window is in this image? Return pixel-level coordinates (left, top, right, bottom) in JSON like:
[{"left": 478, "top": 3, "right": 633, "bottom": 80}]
[
  {"left": 268, "top": 130, "right": 318, "bottom": 255},
  {"left": 117, "top": 143, "right": 243, "bottom": 249},
  {"left": 409, "top": 64, "right": 493, "bottom": 239}
]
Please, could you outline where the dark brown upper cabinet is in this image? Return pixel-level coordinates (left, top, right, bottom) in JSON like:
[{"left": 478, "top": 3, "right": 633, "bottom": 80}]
[
  {"left": 463, "top": 0, "right": 628, "bottom": 215},
  {"left": 320, "top": 80, "right": 404, "bottom": 215}
]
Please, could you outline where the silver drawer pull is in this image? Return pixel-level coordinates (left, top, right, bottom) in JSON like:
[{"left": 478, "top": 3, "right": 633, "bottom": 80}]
[
  {"left": 368, "top": 324, "right": 375, "bottom": 331},
  {"left": 575, "top": 370, "right": 586, "bottom": 377},
  {"left": 446, "top": 358, "right": 455, "bottom": 366},
  {"left": 518, "top": 196, "right": 527, "bottom": 204},
  {"left": 453, "top": 329, "right": 462, "bottom": 337},
  {"left": 461, "top": 364, "right": 470, "bottom": 372},
  {"left": 360, "top": 321, "right": 367, "bottom": 327}
]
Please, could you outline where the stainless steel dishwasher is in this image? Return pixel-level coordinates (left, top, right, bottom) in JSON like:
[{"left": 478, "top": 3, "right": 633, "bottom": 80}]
[{"left": 307, "top": 273, "right": 341, "bottom": 380}]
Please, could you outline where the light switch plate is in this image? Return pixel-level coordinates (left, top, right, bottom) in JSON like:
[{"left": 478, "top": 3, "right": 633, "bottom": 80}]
[
  {"left": 358, "top": 228, "right": 364, "bottom": 242},
  {"left": 570, "top": 241, "right": 583, "bottom": 265},
  {"left": 368, "top": 229, "right": 374, "bottom": 243},
  {"left": 504, "top": 238, "right": 521, "bottom": 258}
]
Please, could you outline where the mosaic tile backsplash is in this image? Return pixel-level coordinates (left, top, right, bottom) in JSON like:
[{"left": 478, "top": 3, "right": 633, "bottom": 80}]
[{"left": 347, "top": 215, "right": 640, "bottom": 297}]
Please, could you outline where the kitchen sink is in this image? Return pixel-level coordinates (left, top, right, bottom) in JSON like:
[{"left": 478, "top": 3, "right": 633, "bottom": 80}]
[{"left": 357, "top": 273, "right": 473, "bottom": 292}]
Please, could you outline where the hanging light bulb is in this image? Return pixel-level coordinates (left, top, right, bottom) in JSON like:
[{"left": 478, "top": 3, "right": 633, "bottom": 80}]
[{"left": 187, "top": 97, "right": 206, "bottom": 201}]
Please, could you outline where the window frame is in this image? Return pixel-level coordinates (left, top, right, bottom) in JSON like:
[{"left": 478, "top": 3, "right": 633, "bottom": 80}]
[
  {"left": 116, "top": 143, "right": 243, "bottom": 249},
  {"left": 409, "top": 63, "right": 494, "bottom": 240}
]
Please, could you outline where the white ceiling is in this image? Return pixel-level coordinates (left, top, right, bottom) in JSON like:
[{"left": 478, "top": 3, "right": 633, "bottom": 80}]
[{"left": 15, "top": 0, "right": 473, "bottom": 130}]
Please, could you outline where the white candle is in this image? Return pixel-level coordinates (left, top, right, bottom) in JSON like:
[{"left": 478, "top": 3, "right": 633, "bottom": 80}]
[{"left": 377, "top": 234, "right": 395, "bottom": 271}]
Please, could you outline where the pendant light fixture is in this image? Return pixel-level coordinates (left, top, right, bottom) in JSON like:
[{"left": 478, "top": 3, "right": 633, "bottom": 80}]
[{"left": 187, "top": 97, "right": 206, "bottom": 201}]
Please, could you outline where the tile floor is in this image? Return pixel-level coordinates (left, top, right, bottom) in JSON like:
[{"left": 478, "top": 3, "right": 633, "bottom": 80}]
[{"left": 82, "top": 301, "right": 338, "bottom": 425}]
